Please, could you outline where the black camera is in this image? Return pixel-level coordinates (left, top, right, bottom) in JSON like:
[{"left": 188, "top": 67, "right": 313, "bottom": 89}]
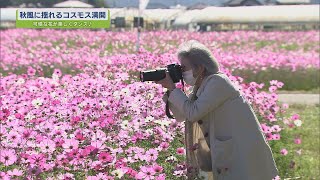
[{"left": 140, "top": 64, "right": 183, "bottom": 83}]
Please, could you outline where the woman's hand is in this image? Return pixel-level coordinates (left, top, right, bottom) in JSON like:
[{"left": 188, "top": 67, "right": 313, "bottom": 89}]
[{"left": 155, "top": 71, "right": 176, "bottom": 91}]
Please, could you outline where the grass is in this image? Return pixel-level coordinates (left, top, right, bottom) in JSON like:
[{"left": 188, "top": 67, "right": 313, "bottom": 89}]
[
  {"left": 269, "top": 104, "right": 320, "bottom": 179},
  {"left": 233, "top": 68, "right": 320, "bottom": 91},
  {"left": 0, "top": 64, "right": 82, "bottom": 77}
]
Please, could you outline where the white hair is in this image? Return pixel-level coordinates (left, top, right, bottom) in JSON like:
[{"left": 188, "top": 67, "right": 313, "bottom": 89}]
[{"left": 177, "top": 40, "right": 220, "bottom": 76}]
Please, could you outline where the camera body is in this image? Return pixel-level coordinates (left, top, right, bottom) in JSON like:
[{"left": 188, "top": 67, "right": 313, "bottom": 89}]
[{"left": 140, "top": 64, "right": 183, "bottom": 83}]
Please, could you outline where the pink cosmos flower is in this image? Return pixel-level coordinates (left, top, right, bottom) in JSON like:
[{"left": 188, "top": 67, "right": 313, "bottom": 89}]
[
  {"left": 136, "top": 166, "right": 156, "bottom": 180},
  {"left": 153, "top": 164, "right": 163, "bottom": 173},
  {"left": 280, "top": 148, "right": 288, "bottom": 155},
  {"left": 7, "top": 169, "right": 23, "bottom": 177},
  {"left": 271, "top": 125, "right": 282, "bottom": 132},
  {"left": 156, "top": 174, "right": 166, "bottom": 180},
  {"left": 261, "top": 124, "right": 272, "bottom": 134},
  {"left": 145, "top": 148, "right": 158, "bottom": 162},
  {"left": 39, "top": 139, "right": 56, "bottom": 153},
  {"left": 91, "top": 140, "right": 106, "bottom": 151},
  {"left": 272, "top": 134, "right": 281, "bottom": 140},
  {"left": 176, "top": 147, "right": 185, "bottom": 155},
  {"left": 67, "top": 149, "right": 80, "bottom": 160},
  {"left": 291, "top": 114, "right": 300, "bottom": 120},
  {"left": 28, "top": 154, "right": 46, "bottom": 166},
  {"left": 62, "top": 139, "right": 79, "bottom": 152},
  {"left": 294, "top": 138, "right": 302, "bottom": 144},
  {"left": 53, "top": 69, "right": 62, "bottom": 77},
  {"left": 270, "top": 80, "right": 279, "bottom": 86},
  {"left": 58, "top": 173, "right": 74, "bottom": 179},
  {"left": 0, "top": 172, "right": 10, "bottom": 180},
  {"left": 27, "top": 66, "right": 36, "bottom": 76},
  {"left": 0, "top": 149, "right": 17, "bottom": 166},
  {"left": 91, "top": 161, "right": 103, "bottom": 171},
  {"left": 98, "top": 152, "right": 113, "bottom": 163},
  {"left": 87, "top": 176, "right": 103, "bottom": 180},
  {"left": 126, "top": 167, "right": 138, "bottom": 178},
  {"left": 269, "top": 86, "right": 277, "bottom": 93},
  {"left": 282, "top": 103, "right": 289, "bottom": 109},
  {"left": 276, "top": 82, "right": 284, "bottom": 88},
  {"left": 8, "top": 131, "right": 20, "bottom": 142},
  {"left": 159, "top": 142, "right": 170, "bottom": 150}
]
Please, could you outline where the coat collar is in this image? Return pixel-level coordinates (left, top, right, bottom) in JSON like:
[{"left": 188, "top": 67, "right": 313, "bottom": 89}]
[{"left": 195, "top": 72, "right": 224, "bottom": 97}]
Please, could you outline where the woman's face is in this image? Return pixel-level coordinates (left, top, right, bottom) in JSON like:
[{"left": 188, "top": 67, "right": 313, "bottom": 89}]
[
  {"left": 180, "top": 57, "right": 192, "bottom": 73},
  {"left": 180, "top": 57, "right": 204, "bottom": 78}
]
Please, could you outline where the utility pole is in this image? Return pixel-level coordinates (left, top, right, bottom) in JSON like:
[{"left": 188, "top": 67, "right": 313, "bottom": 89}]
[
  {"left": 136, "top": 10, "right": 141, "bottom": 52},
  {"left": 136, "top": 0, "right": 149, "bottom": 52}
]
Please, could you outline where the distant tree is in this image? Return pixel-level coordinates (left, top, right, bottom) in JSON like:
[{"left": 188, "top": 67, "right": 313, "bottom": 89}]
[
  {"left": 0, "top": 0, "right": 13, "bottom": 7},
  {"left": 88, "top": 0, "right": 108, "bottom": 7}
]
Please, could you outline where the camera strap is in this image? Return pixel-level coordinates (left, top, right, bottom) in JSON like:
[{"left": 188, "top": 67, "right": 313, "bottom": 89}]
[{"left": 165, "top": 98, "right": 174, "bottom": 119}]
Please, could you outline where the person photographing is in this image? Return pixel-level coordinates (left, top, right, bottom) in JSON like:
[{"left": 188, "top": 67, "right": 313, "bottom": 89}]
[{"left": 153, "top": 40, "right": 279, "bottom": 180}]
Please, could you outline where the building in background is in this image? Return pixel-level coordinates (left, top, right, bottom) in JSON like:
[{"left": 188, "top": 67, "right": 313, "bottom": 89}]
[
  {"left": 103, "top": 0, "right": 317, "bottom": 8},
  {"left": 53, "top": 0, "right": 94, "bottom": 8},
  {"left": 275, "top": 0, "right": 312, "bottom": 4},
  {"left": 105, "top": 0, "right": 229, "bottom": 8},
  {"left": 224, "top": 0, "right": 264, "bottom": 6}
]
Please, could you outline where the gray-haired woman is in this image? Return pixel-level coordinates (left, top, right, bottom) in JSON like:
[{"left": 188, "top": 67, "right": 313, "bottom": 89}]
[{"left": 155, "top": 40, "right": 279, "bottom": 180}]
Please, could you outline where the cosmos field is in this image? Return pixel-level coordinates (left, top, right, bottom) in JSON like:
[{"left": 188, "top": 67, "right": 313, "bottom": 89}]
[{"left": 0, "top": 29, "right": 319, "bottom": 179}]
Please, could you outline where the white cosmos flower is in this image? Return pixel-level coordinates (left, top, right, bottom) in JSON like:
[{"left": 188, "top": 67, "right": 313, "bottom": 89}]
[
  {"left": 99, "top": 100, "right": 108, "bottom": 107},
  {"left": 294, "top": 120, "right": 302, "bottom": 127},
  {"left": 16, "top": 78, "right": 25, "bottom": 85},
  {"left": 131, "top": 102, "right": 139, "bottom": 109},
  {"left": 61, "top": 97, "right": 68, "bottom": 103},
  {"left": 145, "top": 116, "right": 154, "bottom": 123},
  {"left": 32, "top": 98, "right": 43, "bottom": 108},
  {"left": 7, "top": 115, "right": 15, "bottom": 121},
  {"left": 147, "top": 93, "right": 154, "bottom": 99},
  {"left": 145, "top": 129, "right": 153, "bottom": 135},
  {"left": 111, "top": 169, "right": 125, "bottom": 178},
  {"left": 154, "top": 120, "right": 170, "bottom": 129},
  {"left": 120, "top": 120, "right": 129, "bottom": 129},
  {"left": 50, "top": 92, "right": 57, "bottom": 99},
  {"left": 25, "top": 113, "right": 35, "bottom": 120},
  {"left": 165, "top": 155, "right": 177, "bottom": 162},
  {"left": 121, "top": 88, "right": 130, "bottom": 96},
  {"left": 113, "top": 91, "right": 121, "bottom": 100},
  {"left": 52, "top": 81, "right": 60, "bottom": 86},
  {"left": 52, "top": 74, "right": 59, "bottom": 81}
]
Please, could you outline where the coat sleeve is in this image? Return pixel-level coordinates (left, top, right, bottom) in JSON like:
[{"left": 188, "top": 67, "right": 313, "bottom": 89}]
[
  {"left": 167, "top": 75, "right": 235, "bottom": 123},
  {"left": 162, "top": 93, "right": 186, "bottom": 122}
]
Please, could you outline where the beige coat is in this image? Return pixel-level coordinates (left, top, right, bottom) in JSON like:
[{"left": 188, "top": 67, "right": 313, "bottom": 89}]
[{"left": 163, "top": 73, "right": 279, "bottom": 180}]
